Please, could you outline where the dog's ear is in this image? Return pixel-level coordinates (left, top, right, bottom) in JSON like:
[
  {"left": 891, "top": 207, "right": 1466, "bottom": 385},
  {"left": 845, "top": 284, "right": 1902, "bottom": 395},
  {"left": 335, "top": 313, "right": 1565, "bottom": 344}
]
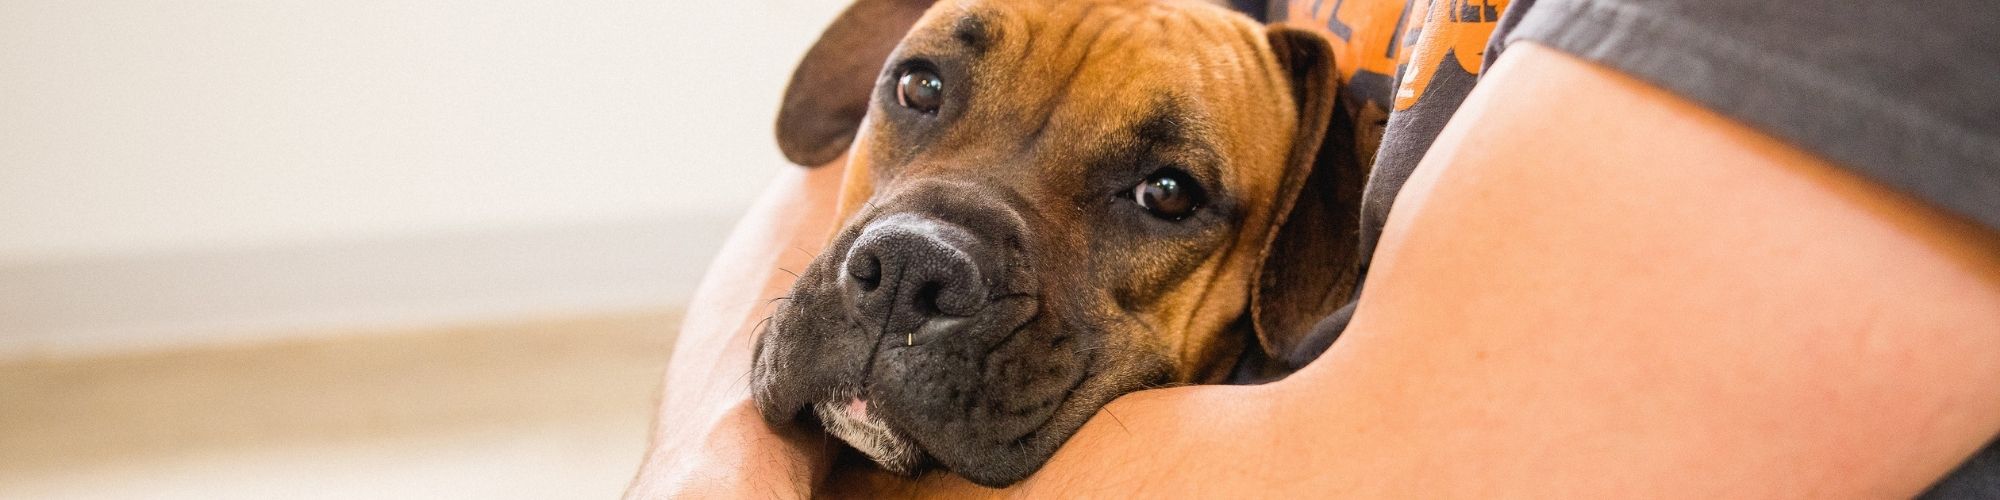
[
  {"left": 775, "top": 0, "right": 937, "bottom": 167},
  {"left": 1249, "top": 26, "right": 1367, "bottom": 364}
]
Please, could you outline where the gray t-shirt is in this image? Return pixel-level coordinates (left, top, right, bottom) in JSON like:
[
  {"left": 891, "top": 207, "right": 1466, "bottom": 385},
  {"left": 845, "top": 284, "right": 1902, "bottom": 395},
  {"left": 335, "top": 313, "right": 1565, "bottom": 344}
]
[
  {"left": 1504, "top": 0, "right": 1999, "bottom": 233},
  {"left": 1499, "top": 2, "right": 1999, "bottom": 496},
  {"left": 1265, "top": 0, "right": 1999, "bottom": 495},
  {"left": 1507, "top": 2, "right": 1998, "bottom": 497}
]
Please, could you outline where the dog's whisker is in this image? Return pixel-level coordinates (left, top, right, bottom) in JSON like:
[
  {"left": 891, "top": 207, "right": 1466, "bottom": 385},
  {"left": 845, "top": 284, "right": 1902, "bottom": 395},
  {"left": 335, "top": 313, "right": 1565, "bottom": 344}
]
[
  {"left": 750, "top": 314, "right": 776, "bottom": 338},
  {"left": 1102, "top": 405, "right": 1131, "bottom": 435},
  {"left": 727, "top": 293, "right": 791, "bottom": 310},
  {"left": 776, "top": 267, "right": 801, "bottom": 279}
]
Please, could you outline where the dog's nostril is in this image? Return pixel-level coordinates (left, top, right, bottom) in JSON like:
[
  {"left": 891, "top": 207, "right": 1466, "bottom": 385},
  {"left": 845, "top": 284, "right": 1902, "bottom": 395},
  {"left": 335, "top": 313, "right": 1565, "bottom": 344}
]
[
  {"left": 911, "top": 282, "right": 944, "bottom": 317},
  {"left": 848, "top": 254, "right": 882, "bottom": 291}
]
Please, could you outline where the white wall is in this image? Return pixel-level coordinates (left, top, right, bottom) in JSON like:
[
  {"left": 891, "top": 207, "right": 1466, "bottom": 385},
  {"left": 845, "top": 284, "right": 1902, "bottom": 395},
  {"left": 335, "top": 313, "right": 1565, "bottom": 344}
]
[{"left": 0, "top": 0, "right": 850, "bottom": 357}]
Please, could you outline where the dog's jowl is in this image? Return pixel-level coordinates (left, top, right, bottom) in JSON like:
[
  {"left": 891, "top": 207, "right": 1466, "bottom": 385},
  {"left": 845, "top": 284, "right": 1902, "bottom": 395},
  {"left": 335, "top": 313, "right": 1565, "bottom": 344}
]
[{"left": 752, "top": 0, "right": 1368, "bottom": 486}]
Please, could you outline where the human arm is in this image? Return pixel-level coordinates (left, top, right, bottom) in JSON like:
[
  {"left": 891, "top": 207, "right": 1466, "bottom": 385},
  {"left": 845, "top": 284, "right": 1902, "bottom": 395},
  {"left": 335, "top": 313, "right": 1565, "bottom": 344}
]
[
  {"left": 624, "top": 158, "right": 847, "bottom": 499},
  {"left": 870, "top": 42, "right": 2000, "bottom": 497}
]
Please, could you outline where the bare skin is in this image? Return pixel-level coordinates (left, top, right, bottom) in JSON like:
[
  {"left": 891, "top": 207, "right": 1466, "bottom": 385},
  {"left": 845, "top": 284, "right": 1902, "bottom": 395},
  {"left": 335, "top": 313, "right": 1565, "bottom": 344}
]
[
  {"left": 629, "top": 42, "right": 2000, "bottom": 498},
  {"left": 625, "top": 152, "right": 846, "bottom": 499}
]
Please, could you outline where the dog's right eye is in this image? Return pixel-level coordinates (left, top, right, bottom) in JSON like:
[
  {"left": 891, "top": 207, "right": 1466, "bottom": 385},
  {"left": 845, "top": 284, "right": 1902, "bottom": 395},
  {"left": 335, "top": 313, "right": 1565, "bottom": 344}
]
[
  {"left": 895, "top": 67, "right": 944, "bottom": 113},
  {"left": 1132, "top": 169, "right": 1204, "bottom": 221}
]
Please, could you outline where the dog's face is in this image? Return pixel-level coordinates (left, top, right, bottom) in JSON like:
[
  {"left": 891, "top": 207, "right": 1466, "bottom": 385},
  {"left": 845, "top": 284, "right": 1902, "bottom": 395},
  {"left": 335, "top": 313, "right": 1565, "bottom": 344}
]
[{"left": 752, "top": 0, "right": 1364, "bottom": 487}]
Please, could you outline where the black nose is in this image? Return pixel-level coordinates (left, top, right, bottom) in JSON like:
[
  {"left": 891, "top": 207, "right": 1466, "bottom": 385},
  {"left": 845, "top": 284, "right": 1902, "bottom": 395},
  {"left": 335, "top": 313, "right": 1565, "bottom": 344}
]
[{"left": 843, "top": 214, "right": 992, "bottom": 341}]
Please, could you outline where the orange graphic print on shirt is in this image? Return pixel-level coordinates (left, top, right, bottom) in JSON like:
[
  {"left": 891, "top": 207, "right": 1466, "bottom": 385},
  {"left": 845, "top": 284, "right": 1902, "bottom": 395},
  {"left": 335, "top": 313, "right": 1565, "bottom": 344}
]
[
  {"left": 1393, "top": 0, "right": 1505, "bottom": 110},
  {"left": 1281, "top": 0, "right": 1510, "bottom": 111}
]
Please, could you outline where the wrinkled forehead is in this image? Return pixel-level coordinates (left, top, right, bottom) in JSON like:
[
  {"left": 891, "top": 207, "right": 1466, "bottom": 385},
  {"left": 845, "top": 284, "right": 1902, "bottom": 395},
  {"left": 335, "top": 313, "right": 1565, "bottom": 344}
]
[
  {"left": 893, "top": 0, "right": 1293, "bottom": 165},
  {"left": 900, "top": 0, "right": 1277, "bottom": 90}
]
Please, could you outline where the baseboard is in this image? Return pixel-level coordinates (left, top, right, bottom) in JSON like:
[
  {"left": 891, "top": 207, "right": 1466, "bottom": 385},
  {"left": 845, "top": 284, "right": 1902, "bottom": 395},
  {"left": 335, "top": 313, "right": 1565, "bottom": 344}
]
[{"left": 0, "top": 212, "right": 740, "bottom": 360}]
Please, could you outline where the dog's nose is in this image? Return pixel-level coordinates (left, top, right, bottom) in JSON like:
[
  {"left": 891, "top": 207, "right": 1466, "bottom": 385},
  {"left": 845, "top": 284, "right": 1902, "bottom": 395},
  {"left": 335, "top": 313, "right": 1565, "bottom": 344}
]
[{"left": 843, "top": 213, "right": 992, "bottom": 341}]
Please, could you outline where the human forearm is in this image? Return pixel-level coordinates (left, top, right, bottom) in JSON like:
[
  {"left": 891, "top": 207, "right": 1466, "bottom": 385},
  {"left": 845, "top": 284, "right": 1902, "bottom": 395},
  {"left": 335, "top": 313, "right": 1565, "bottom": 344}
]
[
  {"left": 879, "top": 42, "right": 2000, "bottom": 497},
  {"left": 627, "top": 159, "right": 848, "bottom": 498}
]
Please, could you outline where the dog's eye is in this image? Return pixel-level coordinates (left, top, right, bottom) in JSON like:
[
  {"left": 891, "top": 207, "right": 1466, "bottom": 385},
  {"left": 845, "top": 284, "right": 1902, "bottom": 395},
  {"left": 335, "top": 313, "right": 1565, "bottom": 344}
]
[
  {"left": 895, "top": 68, "right": 944, "bottom": 113},
  {"left": 1132, "top": 169, "right": 1204, "bottom": 221}
]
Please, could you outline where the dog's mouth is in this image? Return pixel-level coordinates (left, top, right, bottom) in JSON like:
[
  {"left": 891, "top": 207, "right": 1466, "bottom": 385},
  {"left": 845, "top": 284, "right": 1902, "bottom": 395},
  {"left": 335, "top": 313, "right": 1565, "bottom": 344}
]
[
  {"left": 806, "top": 351, "right": 1091, "bottom": 477},
  {"left": 794, "top": 304, "right": 1077, "bottom": 477},
  {"left": 755, "top": 290, "right": 1127, "bottom": 485},
  {"left": 806, "top": 338, "right": 927, "bottom": 474},
  {"left": 812, "top": 396, "right": 924, "bottom": 473}
]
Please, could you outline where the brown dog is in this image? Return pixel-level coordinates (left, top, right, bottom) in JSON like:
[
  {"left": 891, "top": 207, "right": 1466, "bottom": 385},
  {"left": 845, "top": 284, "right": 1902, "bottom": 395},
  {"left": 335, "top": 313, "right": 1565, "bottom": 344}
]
[{"left": 752, "top": 0, "right": 1368, "bottom": 487}]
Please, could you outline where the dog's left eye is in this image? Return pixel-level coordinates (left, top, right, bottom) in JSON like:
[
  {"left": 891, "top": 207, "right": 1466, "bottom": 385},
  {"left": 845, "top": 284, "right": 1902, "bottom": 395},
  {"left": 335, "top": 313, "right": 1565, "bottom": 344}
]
[
  {"left": 895, "top": 67, "right": 944, "bottom": 113},
  {"left": 1132, "top": 169, "right": 1204, "bottom": 221}
]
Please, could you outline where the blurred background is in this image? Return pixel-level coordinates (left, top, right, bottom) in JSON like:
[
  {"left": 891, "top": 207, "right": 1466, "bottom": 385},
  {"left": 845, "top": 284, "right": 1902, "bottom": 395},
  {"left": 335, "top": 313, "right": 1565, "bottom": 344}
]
[{"left": 0, "top": 0, "right": 844, "bottom": 497}]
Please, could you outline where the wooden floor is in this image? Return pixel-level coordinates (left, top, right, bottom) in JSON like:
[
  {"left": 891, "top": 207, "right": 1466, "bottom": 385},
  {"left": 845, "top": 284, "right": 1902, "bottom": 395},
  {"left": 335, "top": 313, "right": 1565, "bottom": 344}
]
[{"left": 0, "top": 310, "right": 680, "bottom": 499}]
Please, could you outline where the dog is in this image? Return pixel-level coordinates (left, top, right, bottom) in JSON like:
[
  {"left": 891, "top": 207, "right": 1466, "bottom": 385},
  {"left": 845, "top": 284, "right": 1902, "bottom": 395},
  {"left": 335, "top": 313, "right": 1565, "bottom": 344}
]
[{"left": 751, "top": 0, "right": 1370, "bottom": 487}]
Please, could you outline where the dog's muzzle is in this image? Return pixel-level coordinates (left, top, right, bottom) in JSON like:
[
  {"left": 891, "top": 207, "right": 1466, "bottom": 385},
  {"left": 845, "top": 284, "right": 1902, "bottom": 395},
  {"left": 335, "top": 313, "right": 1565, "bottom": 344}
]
[
  {"left": 755, "top": 188, "right": 1085, "bottom": 486},
  {"left": 806, "top": 213, "right": 1007, "bottom": 472}
]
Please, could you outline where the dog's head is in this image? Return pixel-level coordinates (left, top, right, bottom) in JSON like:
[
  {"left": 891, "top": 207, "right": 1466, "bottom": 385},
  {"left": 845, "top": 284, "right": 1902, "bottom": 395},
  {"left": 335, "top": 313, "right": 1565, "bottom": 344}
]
[{"left": 752, "top": 0, "right": 1366, "bottom": 486}]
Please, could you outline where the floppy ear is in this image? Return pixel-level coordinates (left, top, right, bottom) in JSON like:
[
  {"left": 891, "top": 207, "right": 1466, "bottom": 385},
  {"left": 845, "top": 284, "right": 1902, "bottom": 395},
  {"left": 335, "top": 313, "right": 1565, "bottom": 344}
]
[
  {"left": 1249, "top": 27, "right": 1368, "bottom": 364},
  {"left": 775, "top": 0, "right": 938, "bottom": 167}
]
